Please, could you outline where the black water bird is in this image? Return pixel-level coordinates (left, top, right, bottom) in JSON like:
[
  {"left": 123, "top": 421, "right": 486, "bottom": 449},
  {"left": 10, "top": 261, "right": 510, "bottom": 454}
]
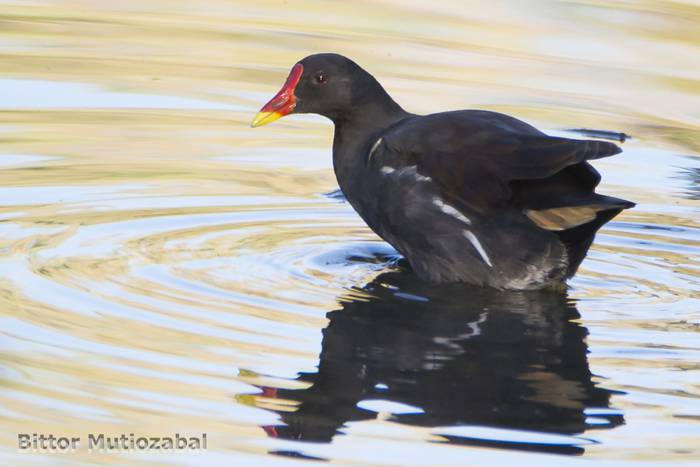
[{"left": 252, "top": 53, "right": 634, "bottom": 289}]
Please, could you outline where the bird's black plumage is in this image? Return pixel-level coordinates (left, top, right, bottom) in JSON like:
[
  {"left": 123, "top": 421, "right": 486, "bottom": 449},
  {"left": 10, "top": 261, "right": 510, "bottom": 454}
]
[{"left": 253, "top": 53, "right": 634, "bottom": 289}]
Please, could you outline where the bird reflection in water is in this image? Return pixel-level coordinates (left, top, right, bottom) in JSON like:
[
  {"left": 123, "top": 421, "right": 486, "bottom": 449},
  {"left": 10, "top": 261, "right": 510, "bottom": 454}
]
[{"left": 238, "top": 267, "right": 624, "bottom": 457}]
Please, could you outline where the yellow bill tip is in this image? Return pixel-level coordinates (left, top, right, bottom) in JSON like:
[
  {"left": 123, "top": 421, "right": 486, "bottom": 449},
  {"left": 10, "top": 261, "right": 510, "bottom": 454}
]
[{"left": 251, "top": 111, "right": 282, "bottom": 128}]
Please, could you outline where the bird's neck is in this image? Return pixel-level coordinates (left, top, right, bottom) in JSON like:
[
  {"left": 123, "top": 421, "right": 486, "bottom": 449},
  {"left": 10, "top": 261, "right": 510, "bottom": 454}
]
[
  {"left": 331, "top": 95, "right": 411, "bottom": 196},
  {"left": 329, "top": 97, "right": 410, "bottom": 230}
]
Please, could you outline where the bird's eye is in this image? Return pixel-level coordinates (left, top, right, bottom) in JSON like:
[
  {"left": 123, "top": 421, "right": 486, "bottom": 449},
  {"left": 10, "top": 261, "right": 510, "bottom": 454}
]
[{"left": 313, "top": 72, "right": 327, "bottom": 85}]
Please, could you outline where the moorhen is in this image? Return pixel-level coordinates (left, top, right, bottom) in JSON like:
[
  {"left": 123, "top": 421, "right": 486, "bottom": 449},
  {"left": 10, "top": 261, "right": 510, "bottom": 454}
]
[{"left": 252, "top": 53, "right": 634, "bottom": 289}]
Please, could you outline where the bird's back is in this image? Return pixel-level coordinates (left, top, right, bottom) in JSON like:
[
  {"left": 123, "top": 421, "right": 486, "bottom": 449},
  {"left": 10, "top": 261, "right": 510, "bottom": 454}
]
[{"left": 360, "top": 110, "right": 633, "bottom": 288}]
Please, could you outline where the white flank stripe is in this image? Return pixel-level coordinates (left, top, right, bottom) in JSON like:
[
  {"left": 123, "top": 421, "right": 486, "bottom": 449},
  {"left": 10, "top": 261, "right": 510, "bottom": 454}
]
[
  {"left": 463, "top": 229, "right": 493, "bottom": 267},
  {"left": 381, "top": 166, "right": 395, "bottom": 174},
  {"left": 432, "top": 197, "right": 471, "bottom": 225},
  {"left": 368, "top": 137, "right": 383, "bottom": 162}
]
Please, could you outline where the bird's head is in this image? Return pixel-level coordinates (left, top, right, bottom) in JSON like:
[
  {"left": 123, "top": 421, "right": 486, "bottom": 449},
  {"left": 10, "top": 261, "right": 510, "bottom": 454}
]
[{"left": 251, "top": 53, "right": 384, "bottom": 127}]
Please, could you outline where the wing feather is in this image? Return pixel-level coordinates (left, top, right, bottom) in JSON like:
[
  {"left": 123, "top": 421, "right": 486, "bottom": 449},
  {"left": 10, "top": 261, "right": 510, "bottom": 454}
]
[{"left": 372, "top": 111, "right": 622, "bottom": 213}]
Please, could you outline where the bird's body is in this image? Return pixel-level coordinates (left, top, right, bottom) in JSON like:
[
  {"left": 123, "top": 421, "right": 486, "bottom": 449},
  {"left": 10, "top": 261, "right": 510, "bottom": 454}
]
[{"left": 253, "top": 54, "right": 634, "bottom": 289}]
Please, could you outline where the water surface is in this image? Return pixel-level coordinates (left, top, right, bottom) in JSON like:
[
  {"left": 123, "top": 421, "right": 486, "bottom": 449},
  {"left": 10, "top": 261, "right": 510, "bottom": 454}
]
[{"left": 0, "top": 0, "right": 699, "bottom": 465}]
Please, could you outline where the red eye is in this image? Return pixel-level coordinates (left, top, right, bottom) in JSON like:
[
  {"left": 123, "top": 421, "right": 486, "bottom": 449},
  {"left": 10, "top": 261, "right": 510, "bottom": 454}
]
[{"left": 313, "top": 72, "right": 327, "bottom": 85}]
